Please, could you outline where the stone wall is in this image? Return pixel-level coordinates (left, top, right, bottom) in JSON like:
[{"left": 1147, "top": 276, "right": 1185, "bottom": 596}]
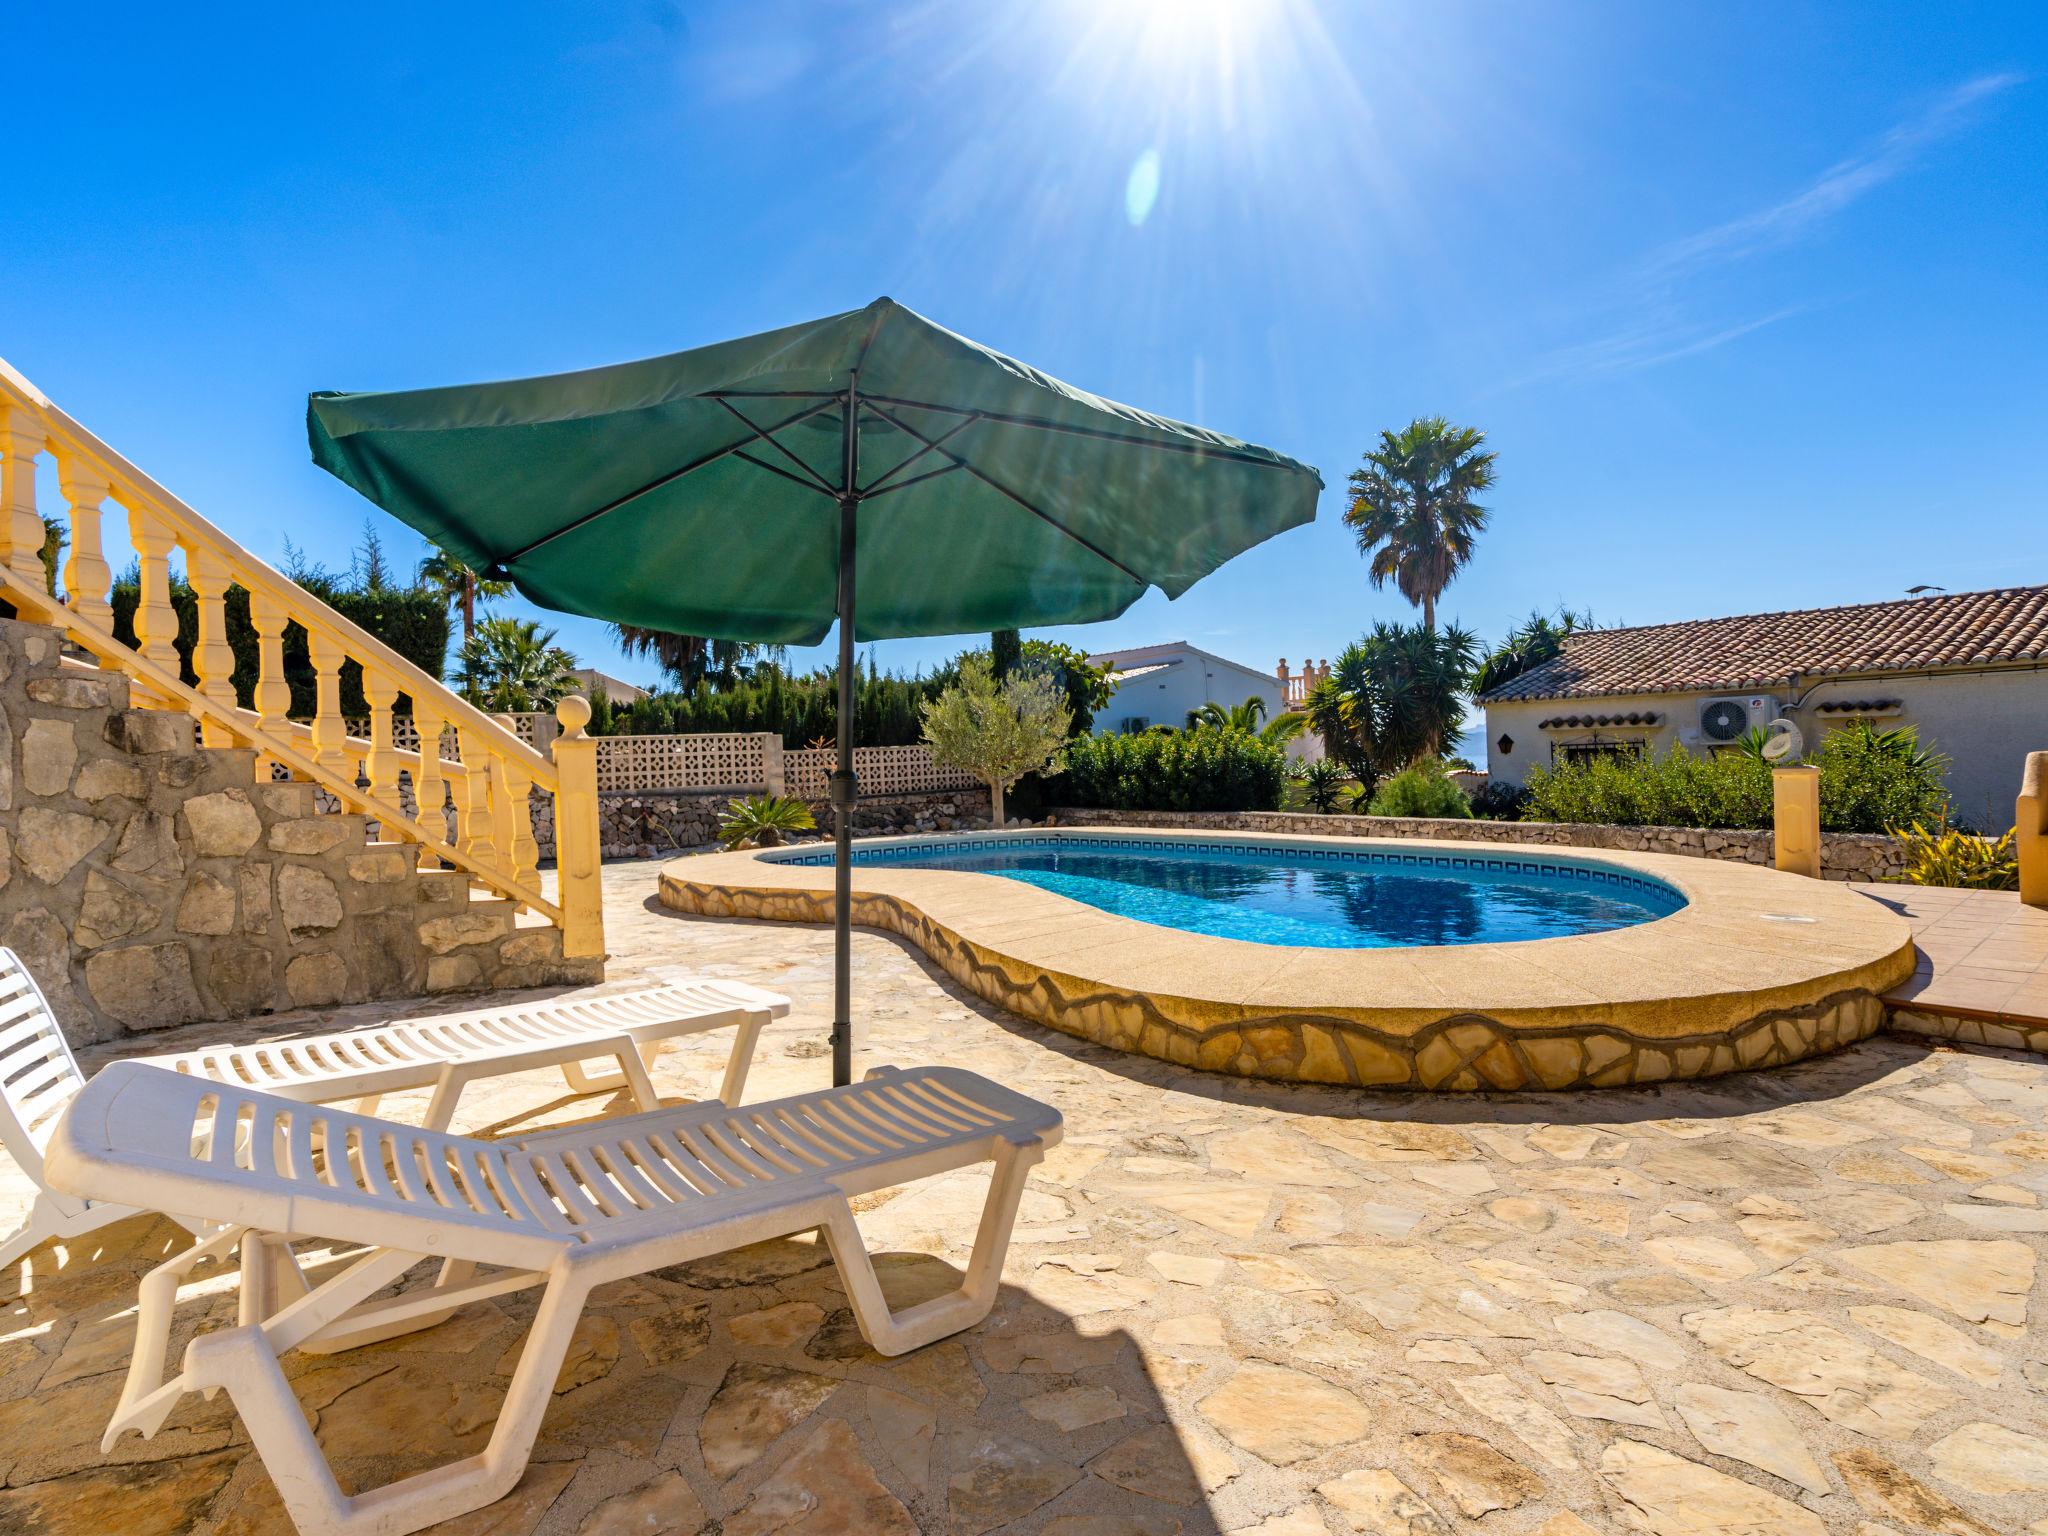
[
  {"left": 524, "top": 786, "right": 993, "bottom": 860},
  {"left": 0, "top": 619, "right": 599, "bottom": 1045},
  {"left": 1045, "top": 806, "right": 1907, "bottom": 882}
]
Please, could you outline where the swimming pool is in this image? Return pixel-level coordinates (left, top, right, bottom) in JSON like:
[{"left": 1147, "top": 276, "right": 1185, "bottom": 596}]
[{"left": 783, "top": 834, "right": 1684, "bottom": 948}]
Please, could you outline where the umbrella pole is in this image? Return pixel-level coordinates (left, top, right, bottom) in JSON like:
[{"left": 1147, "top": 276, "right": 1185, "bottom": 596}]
[{"left": 830, "top": 390, "right": 859, "bottom": 1087}]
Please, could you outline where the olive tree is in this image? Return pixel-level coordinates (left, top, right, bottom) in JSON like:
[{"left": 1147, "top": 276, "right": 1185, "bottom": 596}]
[{"left": 921, "top": 655, "right": 1071, "bottom": 827}]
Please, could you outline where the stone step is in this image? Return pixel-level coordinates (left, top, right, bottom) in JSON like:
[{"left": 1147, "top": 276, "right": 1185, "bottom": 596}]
[
  {"left": 263, "top": 808, "right": 371, "bottom": 857},
  {"left": 414, "top": 869, "right": 475, "bottom": 907},
  {"left": 256, "top": 780, "right": 321, "bottom": 818}
]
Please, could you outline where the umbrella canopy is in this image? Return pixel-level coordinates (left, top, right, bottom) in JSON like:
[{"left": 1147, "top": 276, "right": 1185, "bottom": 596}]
[
  {"left": 308, "top": 297, "right": 1322, "bottom": 1083},
  {"left": 308, "top": 298, "right": 1320, "bottom": 643}
]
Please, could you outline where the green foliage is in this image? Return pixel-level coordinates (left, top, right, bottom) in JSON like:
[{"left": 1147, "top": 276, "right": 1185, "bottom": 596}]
[
  {"left": 1888, "top": 822, "right": 2019, "bottom": 890},
  {"left": 454, "top": 617, "right": 579, "bottom": 711},
  {"left": 990, "top": 628, "right": 1022, "bottom": 680},
  {"left": 1471, "top": 607, "right": 1595, "bottom": 697},
  {"left": 592, "top": 663, "right": 944, "bottom": 746},
  {"left": 1815, "top": 722, "right": 1951, "bottom": 834},
  {"left": 921, "top": 656, "right": 1071, "bottom": 823},
  {"left": 1467, "top": 781, "right": 1530, "bottom": 821},
  {"left": 1048, "top": 728, "right": 1287, "bottom": 813},
  {"left": 1366, "top": 759, "right": 1473, "bottom": 819},
  {"left": 1522, "top": 748, "right": 1772, "bottom": 829},
  {"left": 612, "top": 624, "right": 773, "bottom": 691},
  {"left": 717, "top": 793, "right": 817, "bottom": 850},
  {"left": 1520, "top": 723, "right": 1951, "bottom": 833},
  {"left": 1295, "top": 757, "right": 1351, "bottom": 814},
  {"left": 1187, "top": 695, "right": 1309, "bottom": 750},
  {"left": 1304, "top": 621, "right": 1479, "bottom": 796},
  {"left": 416, "top": 549, "right": 512, "bottom": 641},
  {"left": 1017, "top": 640, "right": 1114, "bottom": 736},
  {"left": 1344, "top": 416, "right": 1496, "bottom": 631},
  {"left": 109, "top": 566, "right": 451, "bottom": 719}
]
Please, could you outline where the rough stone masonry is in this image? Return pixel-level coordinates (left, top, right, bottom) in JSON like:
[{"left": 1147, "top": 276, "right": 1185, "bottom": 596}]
[{"left": 0, "top": 617, "right": 598, "bottom": 1044}]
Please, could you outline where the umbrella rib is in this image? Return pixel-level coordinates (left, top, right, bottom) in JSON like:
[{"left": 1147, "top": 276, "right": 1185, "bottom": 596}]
[
  {"left": 861, "top": 400, "right": 1150, "bottom": 587},
  {"left": 711, "top": 396, "right": 840, "bottom": 496},
  {"left": 857, "top": 415, "right": 976, "bottom": 496},
  {"left": 860, "top": 393, "right": 1303, "bottom": 471},
  {"left": 733, "top": 450, "right": 839, "bottom": 499},
  {"left": 857, "top": 460, "right": 965, "bottom": 502},
  {"left": 500, "top": 396, "right": 841, "bottom": 564}
]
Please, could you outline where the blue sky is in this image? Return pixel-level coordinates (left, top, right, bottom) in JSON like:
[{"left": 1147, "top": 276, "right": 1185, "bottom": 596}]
[{"left": 7, "top": 1, "right": 2044, "bottom": 699}]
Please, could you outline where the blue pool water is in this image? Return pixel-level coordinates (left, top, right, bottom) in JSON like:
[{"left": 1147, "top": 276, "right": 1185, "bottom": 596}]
[{"left": 788, "top": 835, "right": 1685, "bottom": 949}]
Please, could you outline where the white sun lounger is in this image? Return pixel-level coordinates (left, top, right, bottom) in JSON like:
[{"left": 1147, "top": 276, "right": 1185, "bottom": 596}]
[
  {"left": 0, "top": 946, "right": 786, "bottom": 1269},
  {"left": 47, "top": 1058, "right": 1060, "bottom": 1536}
]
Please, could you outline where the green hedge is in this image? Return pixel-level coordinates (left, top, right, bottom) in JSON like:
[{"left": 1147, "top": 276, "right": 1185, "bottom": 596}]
[
  {"left": 587, "top": 667, "right": 945, "bottom": 747},
  {"left": 1519, "top": 726, "right": 1949, "bottom": 833},
  {"left": 1046, "top": 728, "right": 1287, "bottom": 812}
]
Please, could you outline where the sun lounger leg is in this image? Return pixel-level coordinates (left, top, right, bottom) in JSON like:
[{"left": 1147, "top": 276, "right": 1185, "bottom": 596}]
[
  {"left": 717, "top": 1011, "right": 768, "bottom": 1105},
  {"left": 180, "top": 1265, "right": 591, "bottom": 1536},
  {"left": 820, "top": 1138, "right": 1043, "bottom": 1356},
  {"left": 0, "top": 1198, "right": 60, "bottom": 1271}
]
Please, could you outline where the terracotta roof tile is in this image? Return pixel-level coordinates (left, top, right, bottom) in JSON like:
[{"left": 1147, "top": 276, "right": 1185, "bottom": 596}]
[{"left": 1479, "top": 585, "right": 2048, "bottom": 703}]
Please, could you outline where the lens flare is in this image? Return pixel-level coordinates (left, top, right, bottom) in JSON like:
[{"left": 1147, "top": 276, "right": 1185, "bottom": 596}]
[{"left": 1125, "top": 149, "right": 1162, "bottom": 225}]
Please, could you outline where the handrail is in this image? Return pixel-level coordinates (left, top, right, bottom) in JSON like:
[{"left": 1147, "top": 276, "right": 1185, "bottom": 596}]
[
  {"left": 0, "top": 567, "right": 560, "bottom": 919},
  {"left": 0, "top": 352, "right": 605, "bottom": 950},
  {"left": 0, "top": 356, "right": 552, "bottom": 781}
]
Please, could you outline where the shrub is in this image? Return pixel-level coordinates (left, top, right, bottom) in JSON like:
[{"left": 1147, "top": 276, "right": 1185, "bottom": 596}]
[
  {"left": 1468, "top": 781, "right": 1529, "bottom": 821},
  {"left": 1048, "top": 728, "right": 1287, "bottom": 812},
  {"left": 1518, "top": 722, "right": 1953, "bottom": 833},
  {"left": 1366, "top": 760, "right": 1473, "bottom": 819},
  {"left": 1814, "top": 723, "right": 1950, "bottom": 834},
  {"left": 1522, "top": 748, "right": 1773, "bottom": 829},
  {"left": 1888, "top": 822, "right": 2018, "bottom": 889}
]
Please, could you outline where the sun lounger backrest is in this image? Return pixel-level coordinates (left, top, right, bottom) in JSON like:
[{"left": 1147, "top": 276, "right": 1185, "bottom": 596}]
[
  {"left": 0, "top": 948, "right": 89, "bottom": 1184},
  {"left": 45, "top": 1061, "right": 575, "bottom": 1272}
]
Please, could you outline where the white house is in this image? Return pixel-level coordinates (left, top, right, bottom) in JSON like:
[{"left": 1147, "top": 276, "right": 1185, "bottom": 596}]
[
  {"left": 1477, "top": 585, "right": 2048, "bottom": 828},
  {"left": 1089, "top": 641, "right": 1288, "bottom": 734}
]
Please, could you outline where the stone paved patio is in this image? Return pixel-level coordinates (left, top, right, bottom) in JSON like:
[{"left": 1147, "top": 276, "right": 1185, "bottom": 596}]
[{"left": 2, "top": 859, "right": 2046, "bottom": 1534}]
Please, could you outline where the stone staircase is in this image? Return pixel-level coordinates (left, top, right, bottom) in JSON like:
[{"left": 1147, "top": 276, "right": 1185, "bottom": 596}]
[{"left": 0, "top": 616, "right": 599, "bottom": 1045}]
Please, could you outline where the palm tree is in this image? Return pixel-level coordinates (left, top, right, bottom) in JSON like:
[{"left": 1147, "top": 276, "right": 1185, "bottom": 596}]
[
  {"left": 454, "top": 617, "right": 579, "bottom": 712},
  {"left": 1186, "top": 695, "right": 1309, "bottom": 750},
  {"left": 612, "top": 624, "right": 772, "bottom": 691},
  {"left": 417, "top": 551, "right": 513, "bottom": 644},
  {"left": 1343, "top": 417, "right": 1497, "bottom": 631},
  {"left": 1470, "top": 607, "right": 1596, "bottom": 696},
  {"left": 1303, "top": 621, "right": 1480, "bottom": 795}
]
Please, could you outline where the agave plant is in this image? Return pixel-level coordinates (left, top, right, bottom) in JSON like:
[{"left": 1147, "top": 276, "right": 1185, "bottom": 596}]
[
  {"left": 718, "top": 794, "right": 817, "bottom": 850},
  {"left": 1296, "top": 757, "right": 1351, "bottom": 814}
]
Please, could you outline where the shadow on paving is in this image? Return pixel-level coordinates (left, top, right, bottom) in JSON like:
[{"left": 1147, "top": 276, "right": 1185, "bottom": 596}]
[{"left": 0, "top": 1220, "right": 1217, "bottom": 1534}]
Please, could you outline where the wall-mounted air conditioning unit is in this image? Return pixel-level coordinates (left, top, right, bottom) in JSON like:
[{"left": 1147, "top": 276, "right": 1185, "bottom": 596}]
[{"left": 1697, "top": 694, "right": 1779, "bottom": 744}]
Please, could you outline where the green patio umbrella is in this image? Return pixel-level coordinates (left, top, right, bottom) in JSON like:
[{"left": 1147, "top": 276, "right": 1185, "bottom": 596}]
[{"left": 308, "top": 297, "right": 1321, "bottom": 1082}]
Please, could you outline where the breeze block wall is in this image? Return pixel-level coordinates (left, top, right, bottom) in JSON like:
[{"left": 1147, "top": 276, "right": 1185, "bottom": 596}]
[{"left": 0, "top": 618, "right": 600, "bottom": 1044}]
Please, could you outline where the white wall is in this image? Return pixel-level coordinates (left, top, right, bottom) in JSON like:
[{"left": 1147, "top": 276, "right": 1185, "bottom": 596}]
[
  {"left": 1483, "top": 668, "right": 2048, "bottom": 829},
  {"left": 1097, "top": 651, "right": 1285, "bottom": 735}
]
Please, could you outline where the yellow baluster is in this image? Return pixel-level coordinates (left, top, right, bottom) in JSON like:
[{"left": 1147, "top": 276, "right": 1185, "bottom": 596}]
[
  {"left": 0, "top": 405, "right": 49, "bottom": 601},
  {"left": 551, "top": 696, "right": 605, "bottom": 957},
  {"left": 307, "top": 630, "right": 351, "bottom": 777},
  {"left": 248, "top": 589, "right": 293, "bottom": 778},
  {"left": 363, "top": 667, "right": 401, "bottom": 807},
  {"left": 128, "top": 507, "right": 182, "bottom": 692},
  {"left": 412, "top": 701, "right": 447, "bottom": 860},
  {"left": 55, "top": 458, "right": 113, "bottom": 630},
  {"left": 501, "top": 753, "right": 538, "bottom": 886},
  {"left": 186, "top": 543, "right": 238, "bottom": 745},
  {"left": 455, "top": 727, "right": 496, "bottom": 866}
]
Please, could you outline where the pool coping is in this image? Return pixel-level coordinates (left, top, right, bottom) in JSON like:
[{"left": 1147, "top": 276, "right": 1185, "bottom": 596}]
[{"left": 659, "top": 826, "right": 1917, "bottom": 1091}]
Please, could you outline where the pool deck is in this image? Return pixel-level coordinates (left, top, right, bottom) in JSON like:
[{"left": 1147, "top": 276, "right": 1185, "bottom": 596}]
[
  {"left": 661, "top": 829, "right": 1916, "bottom": 1092},
  {"left": 1852, "top": 883, "right": 2048, "bottom": 1052}
]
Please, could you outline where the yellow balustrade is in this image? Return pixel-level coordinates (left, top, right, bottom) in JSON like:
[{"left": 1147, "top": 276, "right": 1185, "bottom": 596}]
[
  {"left": 551, "top": 696, "right": 604, "bottom": 958},
  {"left": 0, "top": 352, "right": 600, "bottom": 956}
]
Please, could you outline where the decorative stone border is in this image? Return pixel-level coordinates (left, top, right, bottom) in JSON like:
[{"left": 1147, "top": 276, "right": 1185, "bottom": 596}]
[{"left": 659, "top": 827, "right": 1916, "bottom": 1092}]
